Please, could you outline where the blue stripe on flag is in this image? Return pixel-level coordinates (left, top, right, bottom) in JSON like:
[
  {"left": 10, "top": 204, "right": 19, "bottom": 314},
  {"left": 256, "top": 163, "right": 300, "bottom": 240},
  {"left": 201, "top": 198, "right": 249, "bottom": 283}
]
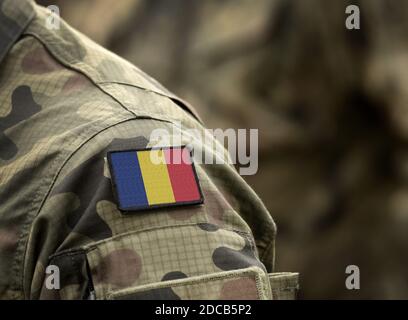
[{"left": 109, "top": 151, "right": 148, "bottom": 209}]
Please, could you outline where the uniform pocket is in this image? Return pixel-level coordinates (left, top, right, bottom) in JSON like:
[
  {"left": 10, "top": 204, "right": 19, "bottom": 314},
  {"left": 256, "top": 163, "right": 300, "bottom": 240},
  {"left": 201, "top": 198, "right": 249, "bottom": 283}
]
[
  {"left": 108, "top": 266, "right": 272, "bottom": 300},
  {"left": 44, "top": 224, "right": 298, "bottom": 300},
  {"left": 84, "top": 224, "right": 267, "bottom": 299},
  {"left": 268, "top": 272, "right": 299, "bottom": 300}
]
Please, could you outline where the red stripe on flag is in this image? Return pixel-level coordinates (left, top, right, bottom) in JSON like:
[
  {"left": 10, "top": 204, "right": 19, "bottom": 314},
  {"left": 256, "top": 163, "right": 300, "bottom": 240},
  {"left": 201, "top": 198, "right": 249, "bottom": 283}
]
[{"left": 164, "top": 148, "right": 201, "bottom": 203}]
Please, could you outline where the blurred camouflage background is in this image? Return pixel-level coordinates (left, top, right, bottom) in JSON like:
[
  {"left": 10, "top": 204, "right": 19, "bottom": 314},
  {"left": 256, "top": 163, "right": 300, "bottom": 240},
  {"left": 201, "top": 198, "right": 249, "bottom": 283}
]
[{"left": 36, "top": 0, "right": 408, "bottom": 299}]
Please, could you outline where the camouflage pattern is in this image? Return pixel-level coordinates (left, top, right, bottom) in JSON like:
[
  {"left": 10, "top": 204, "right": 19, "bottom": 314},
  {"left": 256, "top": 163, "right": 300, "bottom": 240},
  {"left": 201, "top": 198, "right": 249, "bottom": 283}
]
[
  {"left": 108, "top": 267, "right": 273, "bottom": 300},
  {"left": 56, "top": 0, "right": 408, "bottom": 299},
  {"left": 0, "top": 0, "right": 297, "bottom": 299}
]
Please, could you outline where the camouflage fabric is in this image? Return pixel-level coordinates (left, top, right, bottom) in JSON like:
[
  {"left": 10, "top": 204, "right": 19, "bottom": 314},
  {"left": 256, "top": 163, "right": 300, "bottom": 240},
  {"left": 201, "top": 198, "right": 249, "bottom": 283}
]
[{"left": 0, "top": 0, "right": 297, "bottom": 300}]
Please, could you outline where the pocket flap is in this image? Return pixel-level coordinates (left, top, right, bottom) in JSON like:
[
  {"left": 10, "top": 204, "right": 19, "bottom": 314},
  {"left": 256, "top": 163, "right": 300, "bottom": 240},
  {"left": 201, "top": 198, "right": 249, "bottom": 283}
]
[{"left": 108, "top": 267, "right": 272, "bottom": 300}]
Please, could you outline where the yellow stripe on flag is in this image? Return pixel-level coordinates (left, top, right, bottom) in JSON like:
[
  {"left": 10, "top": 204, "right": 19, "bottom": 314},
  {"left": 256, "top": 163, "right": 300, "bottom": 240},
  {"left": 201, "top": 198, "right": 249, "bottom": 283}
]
[{"left": 137, "top": 150, "right": 175, "bottom": 205}]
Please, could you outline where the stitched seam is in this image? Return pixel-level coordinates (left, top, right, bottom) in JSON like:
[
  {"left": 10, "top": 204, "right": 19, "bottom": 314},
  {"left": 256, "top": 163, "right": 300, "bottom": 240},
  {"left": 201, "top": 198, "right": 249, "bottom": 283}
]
[
  {"left": 16, "top": 117, "right": 112, "bottom": 295},
  {"left": 260, "top": 231, "right": 276, "bottom": 270},
  {"left": 86, "top": 222, "right": 252, "bottom": 252},
  {"left": 108, "top": 267, "right": 266, "bottom": 299},
  {"left": 19, "top": 117, "right": 148, "bottom": 297}
]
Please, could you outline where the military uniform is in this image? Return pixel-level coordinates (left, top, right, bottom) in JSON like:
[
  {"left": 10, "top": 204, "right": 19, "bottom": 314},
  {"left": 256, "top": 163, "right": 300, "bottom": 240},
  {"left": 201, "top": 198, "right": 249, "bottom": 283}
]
[{"left": 0, "top": 0, "right": 298, "bottom": 300}]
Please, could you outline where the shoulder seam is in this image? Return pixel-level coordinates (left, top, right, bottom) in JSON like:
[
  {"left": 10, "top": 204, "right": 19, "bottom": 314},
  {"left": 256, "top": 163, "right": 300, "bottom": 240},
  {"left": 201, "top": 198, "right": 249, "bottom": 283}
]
[
  {"left": 21, "top": 33, "right": 140, "bottom": 119},
  {"left": 23, "top": 6, "right": 203, "bottom": 123}
]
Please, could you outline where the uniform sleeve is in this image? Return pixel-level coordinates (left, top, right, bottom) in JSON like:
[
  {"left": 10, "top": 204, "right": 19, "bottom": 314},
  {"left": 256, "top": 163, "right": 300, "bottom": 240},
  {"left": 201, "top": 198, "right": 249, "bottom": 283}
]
[{"left": 33, "top": 118, "right": 279, "bottom": 300}]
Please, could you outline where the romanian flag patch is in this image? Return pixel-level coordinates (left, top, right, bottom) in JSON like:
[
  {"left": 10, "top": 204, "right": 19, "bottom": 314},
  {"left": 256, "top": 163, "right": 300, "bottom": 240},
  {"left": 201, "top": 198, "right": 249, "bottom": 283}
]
[{"left": 107, "top": 146, "right": 203, "bottom": 212}]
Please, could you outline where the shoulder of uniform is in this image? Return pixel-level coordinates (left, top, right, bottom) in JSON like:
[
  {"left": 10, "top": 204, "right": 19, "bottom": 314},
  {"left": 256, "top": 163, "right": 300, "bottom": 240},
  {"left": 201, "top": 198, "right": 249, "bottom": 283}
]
[{"left": 22, "top": 3, "right": 202, "bottom": 122}]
